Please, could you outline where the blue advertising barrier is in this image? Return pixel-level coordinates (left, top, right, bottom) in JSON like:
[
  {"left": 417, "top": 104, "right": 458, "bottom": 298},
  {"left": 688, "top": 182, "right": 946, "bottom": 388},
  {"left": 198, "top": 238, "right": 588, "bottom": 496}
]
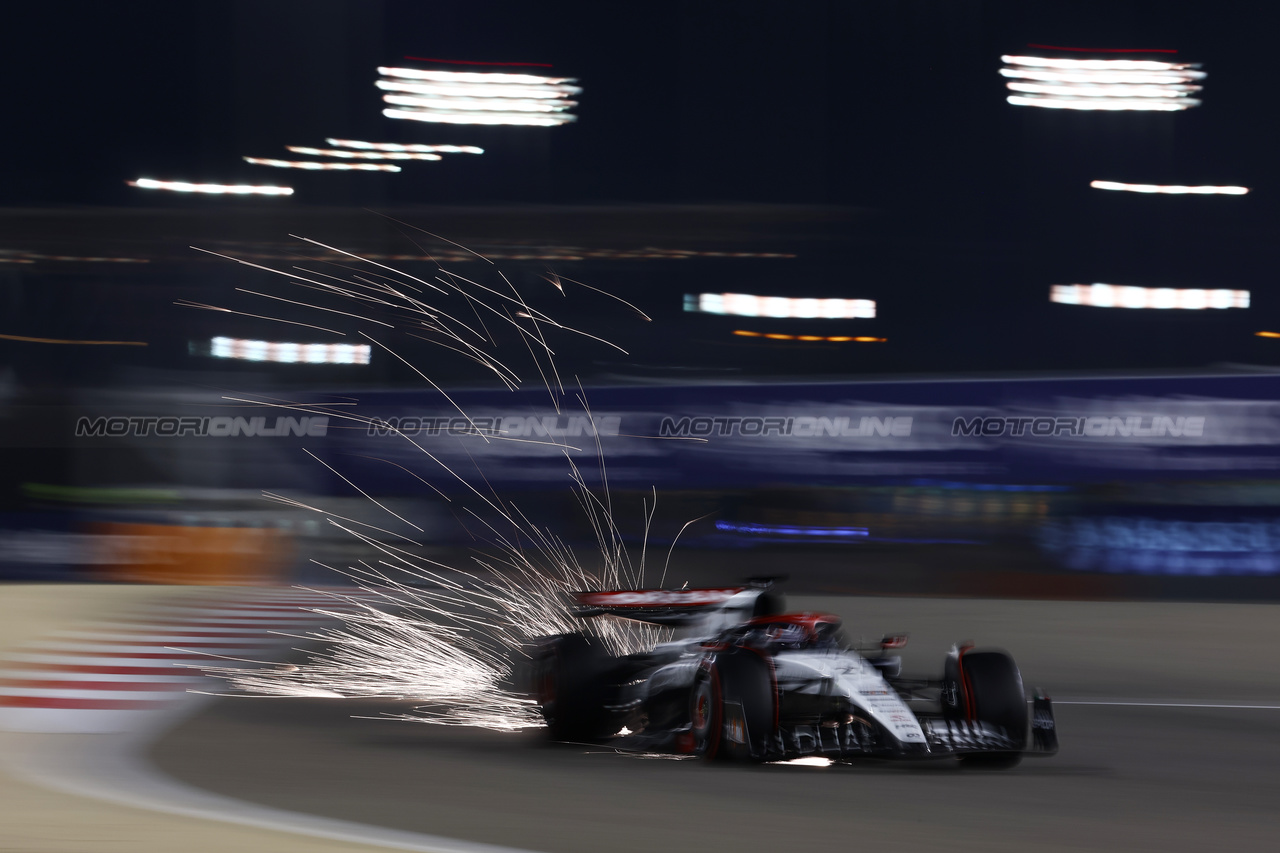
[{"left": 291, "top": 373, "right": 1280, "bottom": 494}]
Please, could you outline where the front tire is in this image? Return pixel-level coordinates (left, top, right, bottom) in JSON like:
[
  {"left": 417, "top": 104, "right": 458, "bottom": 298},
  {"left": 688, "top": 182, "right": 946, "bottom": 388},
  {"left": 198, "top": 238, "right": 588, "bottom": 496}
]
[
  {"left": 692, "top": 650, "right": 777, "bottom": 763},
  {"left": 946, "top": 649, "right": 1027, "bottom": 769}
]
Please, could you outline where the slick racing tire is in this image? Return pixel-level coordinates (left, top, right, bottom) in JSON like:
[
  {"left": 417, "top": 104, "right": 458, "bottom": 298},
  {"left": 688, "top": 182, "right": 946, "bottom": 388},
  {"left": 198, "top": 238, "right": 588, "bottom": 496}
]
[
  {"left": 946, "top": 649, "right": 1028, "bottom": 769},
  {"left": 690, "top": 665, "right": 725, "bottom": 760},
  {"left": 534, "top": 633, "right": 614, "bottom": 743},
  {"left": 693, "top": 650, "right": 777, "bottom": 763}
]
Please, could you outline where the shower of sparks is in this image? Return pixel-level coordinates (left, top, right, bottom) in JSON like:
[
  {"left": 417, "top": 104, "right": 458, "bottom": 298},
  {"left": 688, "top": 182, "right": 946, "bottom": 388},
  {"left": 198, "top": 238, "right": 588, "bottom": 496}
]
[
  {"left": 202, "top": 481, "right": 669, "bottom": 729},
  {"left": 189, "top": 226, "right": 675, "bottom": 731}
]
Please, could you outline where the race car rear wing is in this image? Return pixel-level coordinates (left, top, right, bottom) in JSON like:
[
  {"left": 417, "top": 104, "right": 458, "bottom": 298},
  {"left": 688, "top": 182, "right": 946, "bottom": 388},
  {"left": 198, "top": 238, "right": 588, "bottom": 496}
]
[{"left": 572, "top": 587, "right": 775, "bottom": 628}]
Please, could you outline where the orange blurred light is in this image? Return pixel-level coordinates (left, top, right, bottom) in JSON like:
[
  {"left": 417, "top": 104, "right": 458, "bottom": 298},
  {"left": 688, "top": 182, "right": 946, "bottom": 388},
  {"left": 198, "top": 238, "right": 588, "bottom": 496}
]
[
  {"left": 0, "top": 332, "right": 148, "bottom": 346},
  {"left": 1256, "top": 331, "right": 1280, "bottom": 338},
  {"left": 731, "top": 330, "right": 885, "bottom": 343}
]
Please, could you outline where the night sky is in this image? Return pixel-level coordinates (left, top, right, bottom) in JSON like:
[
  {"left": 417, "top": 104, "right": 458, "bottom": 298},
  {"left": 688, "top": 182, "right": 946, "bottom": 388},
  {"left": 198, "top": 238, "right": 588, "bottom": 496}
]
[
  {"left": 5, "top": 2, "right": 1276, "bottom": 209},
  {"left": 4, "top": 1, "right": 1280, "bottom": 377}
]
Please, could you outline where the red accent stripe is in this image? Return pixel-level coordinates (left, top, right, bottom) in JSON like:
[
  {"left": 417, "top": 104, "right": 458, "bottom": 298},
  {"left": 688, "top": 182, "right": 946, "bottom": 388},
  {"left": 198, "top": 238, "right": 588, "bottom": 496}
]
[
  {"left": 1026, "top": 43, "right": 1178, "bottom": 54},
  {"left": 0, "top": 696, "right": 169, "bottom": 710},
  {"left": 0, "top": 679, "right": 191, "bottom": 692},
  {"left": 403, "top": 56, "right": 553, "bottom": 68},
  {"left": 1, "top": 662, "right": 188, "bottom": 676}
]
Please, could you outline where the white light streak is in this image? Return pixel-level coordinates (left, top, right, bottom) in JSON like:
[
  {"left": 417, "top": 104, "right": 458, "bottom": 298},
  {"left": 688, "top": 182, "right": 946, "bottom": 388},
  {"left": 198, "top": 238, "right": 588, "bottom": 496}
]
[
  {"left": 1051, "top": 284, "right": 1250, "bottom": 310},
  {"left": 243, "top": 158, "right": 401, "bottom": 172},
  {"left": 1000, "top": 54, "right": 1205, "bottom": 111},
  {"left": 383, "top": 108, "right": 575, "bottom": 127},
  {"left": 286, "top": 146, "right": 442, "bottom": 161},
  {"left": 127, "top": 178, "right": 292, "bottom": 196},
  {"left": 378, "top": 66, "right": 577, "bottom": 85},
  {"left": 1054, "top": 700, "right": 1280, "bottom": 710},
  {"left": 1000, "top": 68, "right": 1204, "bottom": 85},
  {"left": 1002, "top": 55, "right": 1200, "bottom": 72},
  {"left": 325, "top": 139, "right": 484, "bottom": 154},
  {"left": 1006, "top": 82, "right": 1199, "bottom": 98},
  {"left": 1090, "top": 180, "right": 1249, "bottom": 195},
  {"left": 377, "top": 66, "right": 580, "bottom": 127},
  {"left": 687, "top": 293, "right": 876, "bottom": 319},
  {"left": 375, "top": 79, "right": 581, "bottom": 99},
  {"left": 210, "top": 336, "right": 371, "bottom": 364},
  {"left": 382, "top": 93, "right": 576, "bottom": 113},
  {"left": 1008, "top": 95, "right": 1196, "bottom": 111}
]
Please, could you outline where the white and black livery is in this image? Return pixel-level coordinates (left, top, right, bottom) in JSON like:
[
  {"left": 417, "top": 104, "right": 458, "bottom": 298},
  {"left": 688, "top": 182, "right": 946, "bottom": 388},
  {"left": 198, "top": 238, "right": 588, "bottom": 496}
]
[{"left": 530, "top": 582, "right": 1058, "bottom": 766}]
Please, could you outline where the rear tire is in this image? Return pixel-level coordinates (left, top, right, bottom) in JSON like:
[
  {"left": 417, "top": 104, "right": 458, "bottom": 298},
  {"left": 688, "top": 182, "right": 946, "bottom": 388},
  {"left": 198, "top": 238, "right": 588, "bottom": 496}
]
[
  {"left": 948, "top": 649, "right": 1027, "bottom": 769},
  {"left": 690, "top": 666, "right": 724, "bottom": 760},
  {"left": 533, "top": 633, "right": 614, "bottom": 743}
]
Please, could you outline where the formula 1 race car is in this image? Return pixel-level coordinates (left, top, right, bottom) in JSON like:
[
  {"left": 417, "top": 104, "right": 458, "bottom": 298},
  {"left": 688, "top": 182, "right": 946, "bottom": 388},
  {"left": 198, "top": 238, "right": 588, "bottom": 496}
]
[{"left": 530, "top": 583, "right": 1057, "bottom": 766}]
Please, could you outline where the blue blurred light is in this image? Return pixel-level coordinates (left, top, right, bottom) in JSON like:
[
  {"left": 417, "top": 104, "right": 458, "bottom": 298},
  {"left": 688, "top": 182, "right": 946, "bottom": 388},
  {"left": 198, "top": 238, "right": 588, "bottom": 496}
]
[
  {"left": 715, "top": 520, "right": 869, "bottom": 538},
  {"left": 1041, "top": 516, "right": 1280, "bottom": 576}
]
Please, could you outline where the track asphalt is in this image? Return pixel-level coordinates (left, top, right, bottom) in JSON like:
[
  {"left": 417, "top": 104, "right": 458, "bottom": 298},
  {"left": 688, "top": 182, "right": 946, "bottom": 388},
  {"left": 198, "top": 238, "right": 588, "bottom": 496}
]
[{"left": 148, "top": 596, "right": 1280, "bottom": 853}]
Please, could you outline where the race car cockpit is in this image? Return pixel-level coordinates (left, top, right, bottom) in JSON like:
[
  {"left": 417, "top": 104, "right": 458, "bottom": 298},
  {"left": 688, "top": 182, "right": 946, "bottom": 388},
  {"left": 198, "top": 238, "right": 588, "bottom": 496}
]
[{"left": 729, "top": 614, "right": 849, "bottom": 652}]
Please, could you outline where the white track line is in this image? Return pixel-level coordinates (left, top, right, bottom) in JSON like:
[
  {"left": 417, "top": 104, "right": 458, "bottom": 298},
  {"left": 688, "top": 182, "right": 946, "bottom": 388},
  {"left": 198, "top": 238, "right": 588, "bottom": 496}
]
[{"left": 1056, "top": 700, "right": 1280, "bottom": 710}]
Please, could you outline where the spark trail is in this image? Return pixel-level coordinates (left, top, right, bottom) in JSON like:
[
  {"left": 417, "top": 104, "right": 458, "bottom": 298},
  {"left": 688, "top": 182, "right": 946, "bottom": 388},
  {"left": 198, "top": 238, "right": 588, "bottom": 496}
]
[{"left": 191, "top": 226, "right": 671, "bottom": 730}]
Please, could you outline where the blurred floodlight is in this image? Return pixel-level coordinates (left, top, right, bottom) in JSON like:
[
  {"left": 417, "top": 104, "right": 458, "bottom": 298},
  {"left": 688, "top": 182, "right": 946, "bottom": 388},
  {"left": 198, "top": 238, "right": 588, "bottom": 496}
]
[
  {"left": 1001, "top": 54, "right": 1204, "bottom": 110},
  {"left": 243, "top": 157, "right": 401, "bottom": 171},
  {"left": 377, "top": 66, "right": 579, "bottom": 126},
  {"left": 1007, "top": 83, "right": 1197, "bottom": 98},
  {"left": 375, "top": 79, "right": 580, "bottom": 99},
  {"left": 1051, "top": 284, "right": 1249, "bottom": 309},
  {"left": 286, "top": 146, "right": 442, "bottom": 161},
  {"left": 377, "top": 66, "right": 576, "bottom": 85},
  {"left": 1006, "top": 56, "right": 1196, "bottom": 71},
  {"left": 211, "top": 337, "right": 371, "bottom": 365},
  {"left": 383, "top": 108, "right": 572, "bottom": 127},
  {"left": 687, "top": 293, "right": 875, "bottom": 319},
  {"left": 325, "top": 139, "right": 484, "bottom": 154},
  {"left": 127, "top": 178, "right": 292, "bottom": 196},
  {"left": 1007, "top": 96, "right": 1194, "bottom": 110},
  {"left": 382, "top": 93, "right": 575, "bottom": 113},
  {"left": 1091, "top": 180, "right": 1248, "bottom": 195}
]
